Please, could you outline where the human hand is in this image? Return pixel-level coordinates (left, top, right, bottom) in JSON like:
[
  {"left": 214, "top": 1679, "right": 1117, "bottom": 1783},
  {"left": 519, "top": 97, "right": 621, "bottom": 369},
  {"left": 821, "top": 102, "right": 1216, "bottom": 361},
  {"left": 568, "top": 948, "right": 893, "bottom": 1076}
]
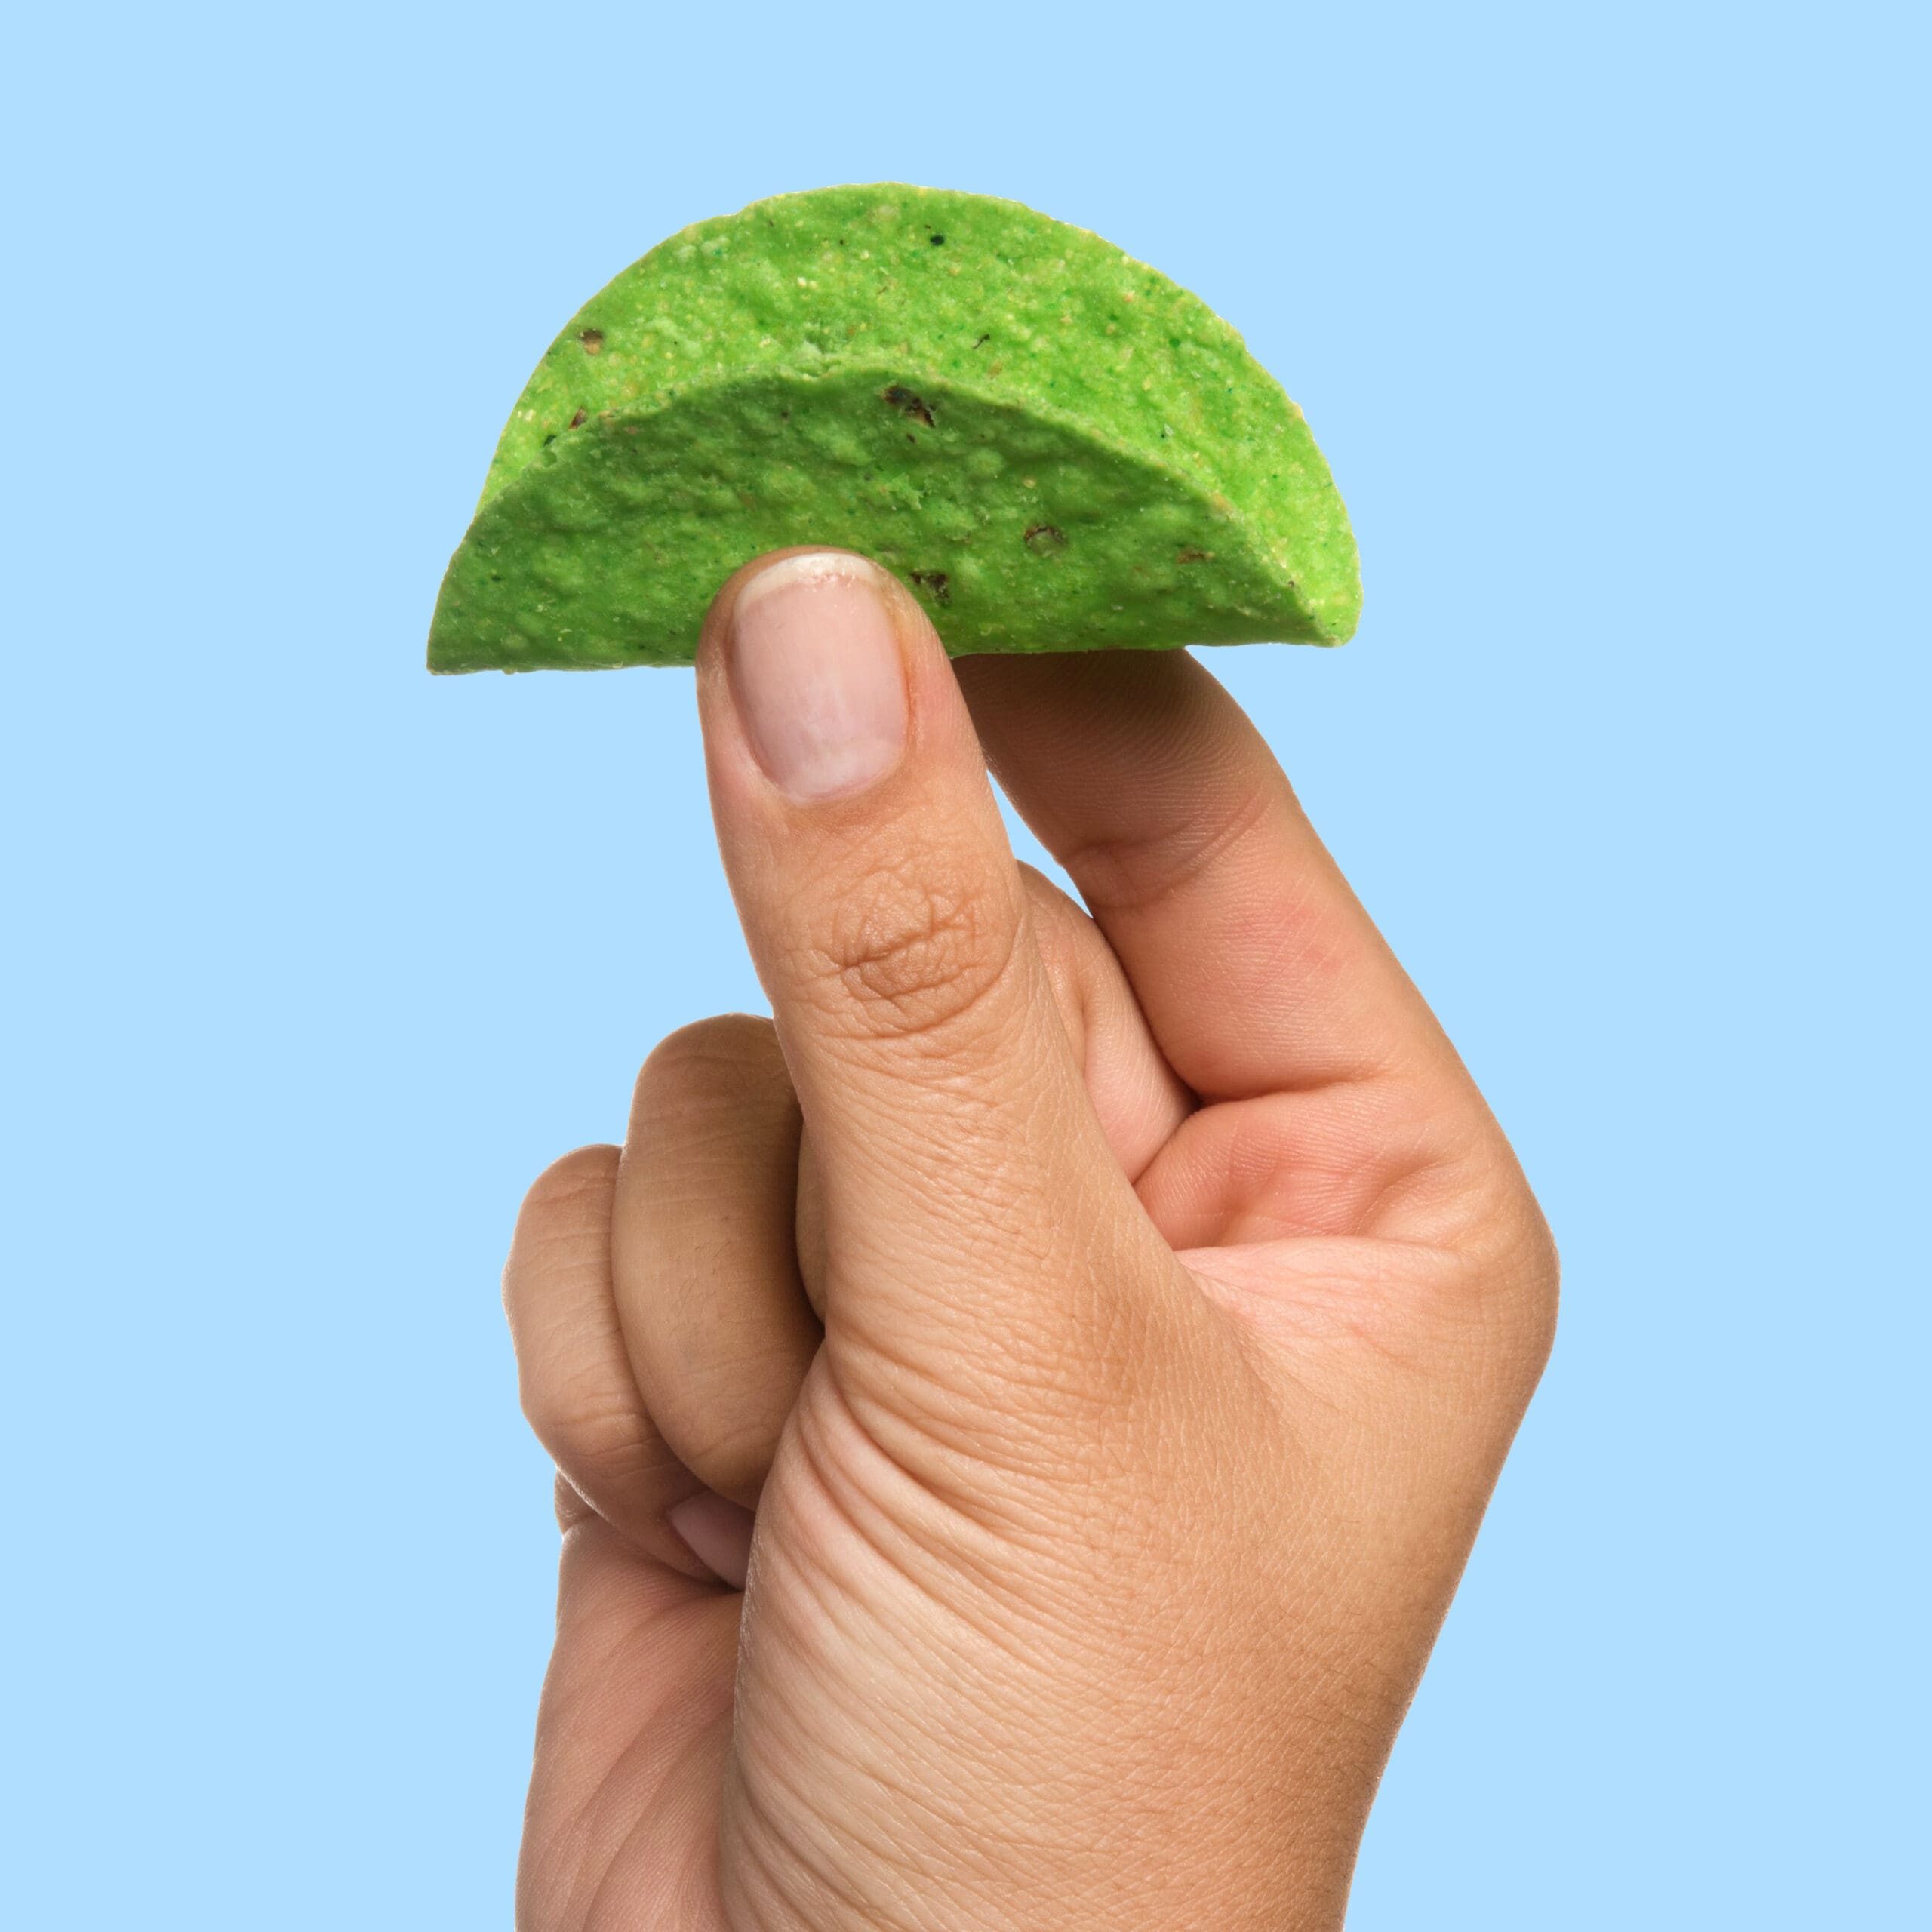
[{"left": 503, "top": 550, "right": 1556, "bottom": 1930}]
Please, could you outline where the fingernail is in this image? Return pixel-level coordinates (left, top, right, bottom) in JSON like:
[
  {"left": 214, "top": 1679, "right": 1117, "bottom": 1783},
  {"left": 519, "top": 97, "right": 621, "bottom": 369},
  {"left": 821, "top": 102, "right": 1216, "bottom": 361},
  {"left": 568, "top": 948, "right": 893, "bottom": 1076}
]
[
  {"left": 728, "top": 552, "right": 908, "bottom": 801},
  {"left": 667, "top": 1490, "right": 755, "bottom": 1590}
]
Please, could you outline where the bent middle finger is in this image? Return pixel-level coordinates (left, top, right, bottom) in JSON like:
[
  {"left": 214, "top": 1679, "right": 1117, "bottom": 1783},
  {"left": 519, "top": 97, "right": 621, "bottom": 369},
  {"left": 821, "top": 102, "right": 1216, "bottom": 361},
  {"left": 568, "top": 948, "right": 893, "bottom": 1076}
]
[{"left": 611, "top": 1014, "right": 822, "bottom": 1510}]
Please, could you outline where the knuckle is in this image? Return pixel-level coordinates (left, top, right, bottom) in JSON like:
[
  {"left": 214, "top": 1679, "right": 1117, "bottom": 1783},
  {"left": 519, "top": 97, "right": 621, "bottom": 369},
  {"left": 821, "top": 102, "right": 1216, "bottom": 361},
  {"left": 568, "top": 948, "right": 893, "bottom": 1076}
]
[
  {"left": 549, "top": 1417, "right": 661, "bottom": 1502},
  {"left": 645, "top": 1342, "right": 802, "bottom": 1501},
  {"left": 518, "top": 1355, "right": 638, "bottom": 1470},
  {"left": 675, "top": 1410, "right": 783, "bottom": 1502},
  {"left": 1317, "top": 1164, "right": 1558, "bottom": 1398},
  {"left": 795, "top": 851, "right": 1021, "bottom": 1040},
  {"left": 1505, "top": 1201, "right": 1561, "bottom": 1364},
  {"left": 1061, "top": 773, "right": 1277, "bottom": 917},
  {"left": 515, "top": 1145, "right": 619, "bottom": 1237},
  {"left": 635, "top": 1013, "right": 784, "bottom": 1112},
  {"left": 552, "top": 1472, "right": 596, "bottom": 1534},
  {"left": 1432, "top": 1187, "right": 1560, "bottom": 1386}
]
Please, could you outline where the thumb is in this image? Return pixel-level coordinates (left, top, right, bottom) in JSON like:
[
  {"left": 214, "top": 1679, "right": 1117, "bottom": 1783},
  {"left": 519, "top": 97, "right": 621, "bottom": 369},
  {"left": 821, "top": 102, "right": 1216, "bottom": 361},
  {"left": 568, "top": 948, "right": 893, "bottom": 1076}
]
[{"left": 694, "top": 549, "right": 1175, "bottom": 1429}]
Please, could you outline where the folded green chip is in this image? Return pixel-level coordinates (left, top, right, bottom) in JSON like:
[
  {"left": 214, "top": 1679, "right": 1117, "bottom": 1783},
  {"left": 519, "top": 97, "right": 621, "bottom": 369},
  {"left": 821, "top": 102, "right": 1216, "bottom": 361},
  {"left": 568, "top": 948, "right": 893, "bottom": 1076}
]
[{"left": 428, "top": 184, "right": 1359, "bottom": 672}]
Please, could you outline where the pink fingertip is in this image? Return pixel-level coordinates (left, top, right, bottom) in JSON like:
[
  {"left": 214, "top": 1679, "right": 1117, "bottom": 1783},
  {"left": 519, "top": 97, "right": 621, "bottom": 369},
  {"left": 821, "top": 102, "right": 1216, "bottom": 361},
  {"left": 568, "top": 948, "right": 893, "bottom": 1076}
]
[{"left": 666, "top": 1491, "right": 756, "bottom": 1590}]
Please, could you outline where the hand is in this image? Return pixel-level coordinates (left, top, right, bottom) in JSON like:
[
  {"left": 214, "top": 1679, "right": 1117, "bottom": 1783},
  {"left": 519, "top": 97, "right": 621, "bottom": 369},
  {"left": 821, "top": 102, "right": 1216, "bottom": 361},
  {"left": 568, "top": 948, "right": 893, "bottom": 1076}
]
[{"left": 502, "top": 550, "right": 1556, "bottom": 1930}]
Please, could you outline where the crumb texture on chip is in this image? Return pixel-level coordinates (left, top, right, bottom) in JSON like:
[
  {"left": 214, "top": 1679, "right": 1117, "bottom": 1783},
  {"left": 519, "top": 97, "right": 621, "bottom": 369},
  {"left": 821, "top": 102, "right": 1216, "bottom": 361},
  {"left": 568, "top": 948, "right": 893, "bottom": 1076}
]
[{"left": 429, "top": 184, "right": 1361, "bottom": 672}]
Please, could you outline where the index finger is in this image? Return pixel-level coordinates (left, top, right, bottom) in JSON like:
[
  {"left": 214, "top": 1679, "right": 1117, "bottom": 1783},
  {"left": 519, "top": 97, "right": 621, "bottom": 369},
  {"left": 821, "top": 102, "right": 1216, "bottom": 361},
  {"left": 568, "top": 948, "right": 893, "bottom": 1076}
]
[{"left": 955, "top": 648, "right": 1461, "bottom": 1104}]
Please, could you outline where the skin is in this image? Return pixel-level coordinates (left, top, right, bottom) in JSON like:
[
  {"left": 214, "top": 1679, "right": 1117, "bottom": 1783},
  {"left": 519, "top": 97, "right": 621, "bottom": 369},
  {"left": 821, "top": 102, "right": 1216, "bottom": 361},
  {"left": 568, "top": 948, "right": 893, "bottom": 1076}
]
[{"left": 502, "top": 549, "right": 1557, "bottom": 1930}]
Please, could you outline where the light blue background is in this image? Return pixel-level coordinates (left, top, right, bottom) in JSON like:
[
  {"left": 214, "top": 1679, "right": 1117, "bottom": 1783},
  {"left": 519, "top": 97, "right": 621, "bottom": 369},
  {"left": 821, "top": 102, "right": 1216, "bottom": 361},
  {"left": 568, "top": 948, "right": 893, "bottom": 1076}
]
[{"left": 5, "top": 2, "right": 1923, "bottom": 1921}]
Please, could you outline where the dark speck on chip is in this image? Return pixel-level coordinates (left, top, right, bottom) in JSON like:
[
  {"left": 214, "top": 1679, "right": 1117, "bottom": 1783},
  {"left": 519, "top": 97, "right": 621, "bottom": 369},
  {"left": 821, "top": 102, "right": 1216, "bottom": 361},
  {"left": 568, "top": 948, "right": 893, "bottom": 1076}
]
[
  {"left": 930, "top": 234, "right": 945, "bottom": 245},
  {"left": 909, "top": 569, "right": 951, "bottom": 605},
  {"left": 882, "top": 384, "right": 935, "bottom": 427},
  {"left": 578, "top": 328, "right": 605, "bottom": 354},
  {"left": 1024, "top": 524, "right": 1068, "bottom": 555}
]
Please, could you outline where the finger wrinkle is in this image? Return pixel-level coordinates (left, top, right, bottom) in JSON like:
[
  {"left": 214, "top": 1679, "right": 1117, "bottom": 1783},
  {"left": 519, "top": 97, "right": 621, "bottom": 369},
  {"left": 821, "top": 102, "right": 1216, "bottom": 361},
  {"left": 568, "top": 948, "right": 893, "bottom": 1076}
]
[
  {"left": 792, "top": 898, "right": 1031, "bottom": 1054},
  {"left": 1055, "top": 768, "right": 1281, "bottom": 919}
]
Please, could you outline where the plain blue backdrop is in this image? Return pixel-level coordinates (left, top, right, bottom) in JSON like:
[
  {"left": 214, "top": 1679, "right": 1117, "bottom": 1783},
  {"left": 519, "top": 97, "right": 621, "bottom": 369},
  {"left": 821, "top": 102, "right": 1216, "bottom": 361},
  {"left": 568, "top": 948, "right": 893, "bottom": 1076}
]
[{"left": 5, "top": 2, "right": 1924, "bottom": 1921}]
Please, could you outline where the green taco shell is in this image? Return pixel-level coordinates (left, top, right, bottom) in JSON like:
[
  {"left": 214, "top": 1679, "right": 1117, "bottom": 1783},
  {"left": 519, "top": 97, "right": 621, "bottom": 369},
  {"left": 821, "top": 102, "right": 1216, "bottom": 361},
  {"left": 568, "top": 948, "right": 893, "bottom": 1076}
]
[{"left": 428, "top": 184, "right": 1359, "bottom": 672}]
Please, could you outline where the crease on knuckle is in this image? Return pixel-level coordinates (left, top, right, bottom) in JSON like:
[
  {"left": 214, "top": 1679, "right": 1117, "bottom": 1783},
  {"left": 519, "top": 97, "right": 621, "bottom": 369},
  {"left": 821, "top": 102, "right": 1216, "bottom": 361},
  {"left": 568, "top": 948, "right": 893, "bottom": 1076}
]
[
  {"left": 672, "top": 1408, "right": 783, "bottom": 1498},
  {"left": 798, "top": 857, "right": 1022, "bottom": 1041},
  {"left": 520, "top": 1368, "right": 649, "bottom": 1482},
  {"left": 1060, "top": 768, "right": 1277, "bottom": 917},
  {"left": 1378, "top": 1189, "right": 1561, "bottom": 1389}
]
